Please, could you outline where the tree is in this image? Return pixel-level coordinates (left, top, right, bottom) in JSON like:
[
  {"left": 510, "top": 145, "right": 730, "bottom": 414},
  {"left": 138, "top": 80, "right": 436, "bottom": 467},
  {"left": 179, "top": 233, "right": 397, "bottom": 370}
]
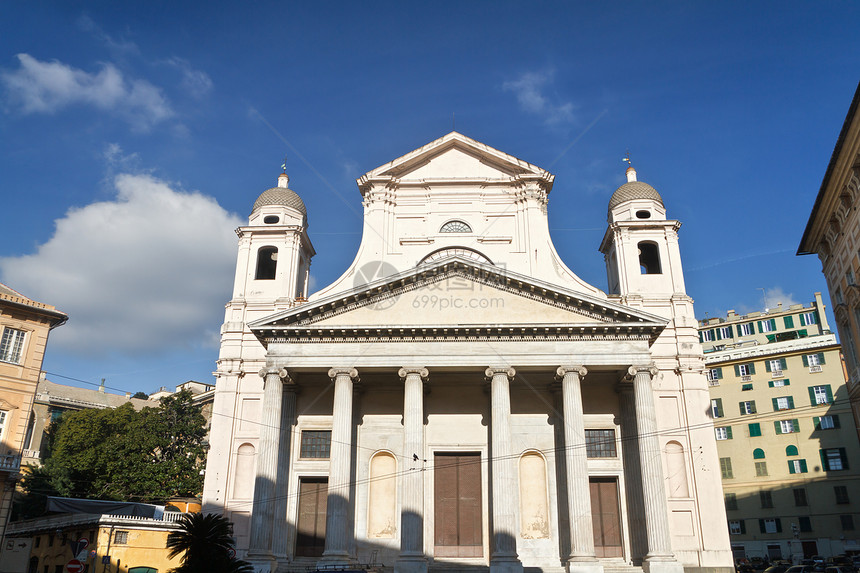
[
  {"left": 17, "top": 390, "right": 208, "bottom": 510},
  {"left": 132, "top": 391, "right": 149, "bottom": 399},
  {"left": 166, "top": 513, "right": 252, "bottom": 573}
]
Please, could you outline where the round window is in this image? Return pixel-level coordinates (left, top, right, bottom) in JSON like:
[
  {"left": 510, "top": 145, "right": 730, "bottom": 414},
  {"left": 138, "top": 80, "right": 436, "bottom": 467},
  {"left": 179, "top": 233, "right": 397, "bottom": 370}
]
[
  {"left": 264, "top": 215, "right": 280, "bottom": 224},
  {"left": 635, "top": 210, "right": 651, "bottom": 219}
]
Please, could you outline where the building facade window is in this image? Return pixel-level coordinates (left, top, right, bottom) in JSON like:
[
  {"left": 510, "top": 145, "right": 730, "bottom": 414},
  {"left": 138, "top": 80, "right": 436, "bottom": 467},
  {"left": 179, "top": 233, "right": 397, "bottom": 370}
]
[
  {"left": 737, "top": 363, "right": 755, "bottom": 377},
  {"left": 254, "top": 246, "right": 278, "bottom": 280},
  {"left": 585, "top": 429, "right": 617, "bottom": 458},
  {"left": 725, "top": 493, "right": 738, "bottom": 511},
  {"left": 300, "top": 430, "right": 332, "bottom": 459},
  {"left": 769, "top": 378, "right": 789, "bottom": 388},
  {"left": 439, "top": 220, "right": 472, "bottom": 233},
  {"left": 801, "top": 312, "right": 817, "bottom": 325},
  {"left": 799, "top": 516, "right": 812, "bottom": 532},
  {"left": 835, "top": 486, "right": 850, "bottom": 504},
  {"left": 720, "top": 457, "right": 733, "bottom": 479},
  {"left": 767, "top": 359, "right": 786, "bottom": 373},
  {"left": 0, "top": 327, "right": 26, "bottom": 364},
  {"left": 748, "top": 423, "right": 762, "bottom": 437},
  {"left": 707, "top": 368, "right": 723, "bottom": 383},
  {"left": 760, "top": 319, "right": 776, "bottom": 332},
  {"left": 739, "top": 401, "right": 756, "bottom": 415},
  {"left": 841, "top": 515, "right": 855, "bottom": 531},
  {"left": 809, "top": 385, "right": 833, "bottom": 405},
  {"left": 773, "top": 396, "right": 794, "bottom": 411},
  {"left": 739, "top": 323, "right": 755, "bottom": 336},
  {"left": 815, "top": 415, "right": 839, "bottom": 430},
  {"left": 755, "top": 461, "right": 769, "bottom": 477},
  {"left": 702, "top": 330, "right": 715, "bottom": 342},
  {"left": 793, "top": 488, "right": 808, "bottom": 506},
  {"left": 114, "top": 531, "right": 128, "bottom": 544},
  {"left": 718, "top": 326, "right": 733, "bottom": 339},
  {"left": 729, "top": 520, "right": 745, "bottom": 535},
  {"left": 786, "top": 445, "right": 799, "bottom": 456},
  {"left": 711, "top": 398, "right": 724, "bottom": 418},
  {"left": 760, "top": 518, "right": 780, "bottom": 533},
  {"left": 715, "top": 427, "right": 732, "bottom": 440},
  {"left": 0, "top": 410, "right": 6, "bottom": 441},
  {"left": 788, "top": 459, "right": 808, "bottom": 474},
  {"left": 821, "top": 448, "right": 849, "bottom": 471},
  {"left": 776, "top": 419, "right": 800, "bottom": 434}
]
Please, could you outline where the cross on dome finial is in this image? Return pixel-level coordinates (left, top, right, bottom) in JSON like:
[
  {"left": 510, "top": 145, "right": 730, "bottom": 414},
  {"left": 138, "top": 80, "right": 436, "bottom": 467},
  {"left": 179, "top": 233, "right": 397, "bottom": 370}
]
[
  {"left": 278, "top": 154, "right": 289, "bottom": 188},
  {"left": 622, "top": 150, "right": 637, "bottom": 182}
]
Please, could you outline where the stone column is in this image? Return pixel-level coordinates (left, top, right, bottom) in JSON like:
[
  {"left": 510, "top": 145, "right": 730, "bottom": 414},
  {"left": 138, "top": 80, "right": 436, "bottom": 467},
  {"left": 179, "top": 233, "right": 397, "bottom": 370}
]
[
  {"left": 272, "top": 383, "right": 298, "bottom": 559},
  {"left": 248, "top": 367, "right": 290, "bottom": 569},
  {"left": 629, "top": 365, "right": 683, "bottom": 573},
  {"left": 486, "top": 367, "right": 523, "bottom": 573},
  {"left": 557, "top": 366, "right": 602, "bottom": 573},
  {"left": 617, "top": 383, "right": 647, "bottom": 563},
  {"left": 320, "top": 367, "right": 359, "bottom": 566},
  {"left": 396, "top": 367, "right": 429, "bottom": 573}
]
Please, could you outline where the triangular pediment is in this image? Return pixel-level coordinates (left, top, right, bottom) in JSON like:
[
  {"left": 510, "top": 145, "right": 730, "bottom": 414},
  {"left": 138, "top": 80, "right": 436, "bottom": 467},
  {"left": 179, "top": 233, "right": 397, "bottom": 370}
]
[
  {"left": 250, "top": 257, "right": 666, "bottom": 343},
  {"left": 358, "top": 132, "right": 553, "bottom": 187}
]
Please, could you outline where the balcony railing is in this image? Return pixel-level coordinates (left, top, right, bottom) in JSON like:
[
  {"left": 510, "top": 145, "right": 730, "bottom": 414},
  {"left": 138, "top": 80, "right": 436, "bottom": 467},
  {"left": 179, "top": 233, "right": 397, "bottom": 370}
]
[
  {"left": 22, "top": 449, "right": 40, "bottom": 459},
  {"left": 741, "top": 375, "right": 752, "bottom": 382},
  {"left": 809, "top": 365, "right": 823, "bottom": 373},
  {"left": 772, "top": 370, "right": 783, "bottom": 378},
  {"left": 0, "top": 454, "right": 22, "bottom": 471}
]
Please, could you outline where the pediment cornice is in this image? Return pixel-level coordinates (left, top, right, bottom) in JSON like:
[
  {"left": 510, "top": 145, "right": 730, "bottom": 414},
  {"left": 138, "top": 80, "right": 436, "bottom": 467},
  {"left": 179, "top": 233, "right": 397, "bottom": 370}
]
[{"left": 249, "top": 257, "right": 666, "bottom": 344}]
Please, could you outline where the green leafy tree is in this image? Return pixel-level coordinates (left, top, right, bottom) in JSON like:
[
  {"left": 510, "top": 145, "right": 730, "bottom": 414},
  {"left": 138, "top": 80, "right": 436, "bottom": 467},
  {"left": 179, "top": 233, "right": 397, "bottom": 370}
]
[
  {"left": 166, "top": 513, "right": 252, "bottom": 573},
  {"left": 132, "top": 391, "right": 149, "bottom": 399},
  {"left": 17, "top": 390, "right": 208, "bottom": 511}
]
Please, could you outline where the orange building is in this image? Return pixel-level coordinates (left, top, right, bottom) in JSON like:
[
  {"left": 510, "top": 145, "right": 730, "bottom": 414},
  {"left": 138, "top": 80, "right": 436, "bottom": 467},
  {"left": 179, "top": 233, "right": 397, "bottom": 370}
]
[{"left": 0, "top": 283, "right": 66, "bottom": 542}]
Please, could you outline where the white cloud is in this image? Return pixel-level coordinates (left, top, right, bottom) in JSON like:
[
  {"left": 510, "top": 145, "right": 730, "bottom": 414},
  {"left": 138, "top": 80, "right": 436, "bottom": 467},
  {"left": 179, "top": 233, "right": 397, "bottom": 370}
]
[
  {"left": 503, "top": 69, "right": 575, "bottom": 125},
  {"left": 1, "top": 53, "right": 173, "bottom": 130},
  {"left": 0, "top": 174, "right": 243, "bottom": 357},
  {"left": 164, "top": 57, "right": 213, "bottom": 98},
  {"left": 764, "top": 286, "right": 800, "bottom": 310}
]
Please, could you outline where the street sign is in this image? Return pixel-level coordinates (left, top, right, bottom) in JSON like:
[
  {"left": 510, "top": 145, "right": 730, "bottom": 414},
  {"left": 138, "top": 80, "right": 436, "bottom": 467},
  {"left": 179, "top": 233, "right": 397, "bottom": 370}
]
[
  {"left": 71, "top": 538, "right": 88, "bottom": 559},
  {"left": 65, "top": 559, "right": 84, "bottom": 573},
  {"left": 102, "top": 556, "right": 111, "bottom": 564}
]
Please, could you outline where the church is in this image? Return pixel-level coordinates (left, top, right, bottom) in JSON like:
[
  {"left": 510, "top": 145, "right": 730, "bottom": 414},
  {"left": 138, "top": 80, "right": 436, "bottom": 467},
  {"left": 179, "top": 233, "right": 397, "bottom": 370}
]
[{"left": 201, "top": 132, "right": 732, "bottom": 573}]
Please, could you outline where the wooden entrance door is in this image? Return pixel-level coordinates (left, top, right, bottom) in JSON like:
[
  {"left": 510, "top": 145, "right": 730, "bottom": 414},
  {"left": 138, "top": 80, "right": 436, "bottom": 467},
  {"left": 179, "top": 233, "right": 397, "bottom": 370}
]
[
  {"left": 296, "top": 477, "right": 328, "bottom": 557},
  {"left": 434, "top": 453, "right": 483, "bottom": 557},
  {"left": 590, "top": 477, "right": 623, "bottom": 558}
]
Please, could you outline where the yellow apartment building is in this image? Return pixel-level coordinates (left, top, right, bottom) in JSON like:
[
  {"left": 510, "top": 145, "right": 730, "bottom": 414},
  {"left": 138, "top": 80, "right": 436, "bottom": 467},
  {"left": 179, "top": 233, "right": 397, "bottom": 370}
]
[
  {"left": 0, "top": 284, "right": 66, "bottom": 543},
  {"left": 700, "top": 293, "right": 860, "bottom": 562}
]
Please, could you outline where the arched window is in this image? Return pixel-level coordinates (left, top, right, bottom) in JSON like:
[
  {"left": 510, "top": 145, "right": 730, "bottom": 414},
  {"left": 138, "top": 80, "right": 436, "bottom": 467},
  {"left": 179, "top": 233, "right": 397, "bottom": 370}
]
[
  {"left": 367, "top": 452, "right": 397, "bottom": 538},
  {"left": 440, "top": 220, "right": 472, "bottom": 233},
  {"left": 638, "top": 241, "right": 662, "bottom": 274},
  {"left": 28, "top": 557, "right": 38, "bottom": 573},
  {"left": 786, "top": 445, "right": 799, "bottom": 456},
  {"left": 233, "top": 443, "right": 255, "bottom": 499},
  {"left": 255, "top": 246, "right": 278, "bottom": 280},
  {"left": 419, "top": 246, "right": 492, "bottom": 266},
  {"left": 664, "top": 441, "right": 689, "bottom": 498},
  {"left": 753, "top": 448, "right": 766, "bottom": 459},
  {"left": 519, "top": 452, "right": 550, "bottom": 538}
]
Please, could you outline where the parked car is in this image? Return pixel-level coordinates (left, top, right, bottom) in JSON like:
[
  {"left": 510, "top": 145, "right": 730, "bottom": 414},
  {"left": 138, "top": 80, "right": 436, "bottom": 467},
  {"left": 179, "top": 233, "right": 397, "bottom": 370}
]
[
  {"left": 764, "top": 565, "right": 789, "bottom": 573},
  {"left": 787, "top": 566, "right": 816, "bottom": 573},
  {"left": 825, "top": 566, "right": 854, "bottom": 573}
]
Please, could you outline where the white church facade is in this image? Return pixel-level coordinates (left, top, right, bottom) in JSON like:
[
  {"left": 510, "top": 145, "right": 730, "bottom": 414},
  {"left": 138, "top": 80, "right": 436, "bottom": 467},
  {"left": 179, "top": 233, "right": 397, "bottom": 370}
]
[{"left": 201, "top": 133, "right": 733, "bottom": 573}]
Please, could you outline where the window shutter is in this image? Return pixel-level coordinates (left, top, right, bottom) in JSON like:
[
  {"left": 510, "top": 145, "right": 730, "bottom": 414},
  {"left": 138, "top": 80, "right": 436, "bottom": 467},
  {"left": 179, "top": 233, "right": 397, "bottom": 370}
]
[
  {"left": 750, "top": 401, "right": 757, "bottom": 414},
  {"left": 834, "top": 415, "right": 841, "bottom": 429},
  {"left": 800, "top": 459, "right": 807, "bottom": 472},
  {"left": 740, "top": 402, "right": 746, "bottom": 415},
  {"left": 734, "top": 364, "right": 740, "bottom": 377},
  {"left": 775, "top": 519, "right": 782, "bottom": 533},
  {"left": 784, "top": 378, "right": 790, "bottom": 386},
  {"left": 740, "top": 520, "right": 746, "bottom": 534},
  {"left": 726, "top": 426, "right": 733, "bottom": 439},
  {"left": 792, "top": 419, "right": 800, "bottom": 432},
  {"left": 766, "top": 361, "right": 772, "bottom": 372},
  {"left": 802, "top": 355, "right": 809, "bottom": 367},
  {"left": 772, "top": 398, "right": 779, "bottom": 411},
  {"left": 770, "top": 319, "right": 776, "bottom": 330},
  {"left": 821, "top": 449, "right": 829, "bottom": 471},
  {"left": 759, "top": 519, "right": 766, "bottom": 533},
  {"left": 814, "top": 416, "right": 820, "bottom": 430},
  {"left": 715, "top": 367, "right": 723, "bottom": 379},
  {"left": 698, "top": 331, "right": 703, "bottom": 343},
  {"left": 774, "top": 421, "right": 782, "bottom": 434},
  {"left": 780, "top": 358, "right": 787, "bottom": 370},
  {"left": 715, "top": 328, "right": 721, "bottom": 340},
  {"left": 825, "top": 385, "right": 833, "bottom": 403},
  {"left": 714, "top": 398, "right": 723, "bottom": 418},
  {"left": 840, "top": 448, "right": 849, "bottom": 470},
  {"left": 737, "top": 324, "right": 743, "bottom": 336},
  {"left": 818, "top": 352, "right": 826, "bottom": 365},
  {"left": 766, "top": 334, "right": 776, "bottom": 342},
  {"left": 800, "top": 314, "right": 806, "bottom": 326},
  {"left": 784, "top": 316, "right": 794, "bottom": 328},
  {"left": 814, "top": 310, "right": 821, "bottom": 325},
  {"left": 788, "top": 461, "right": 796, "bottom": 474},
  {"left": 757, "top": 320, "right": 763, "bottom": 333},
  {"left": 769, "top": 381, "right": 774, "bottom": 388},
  {"left": 788, "top": 396, "right": 795, "bottom": 409},
  {"left": 749, "top": 363, "right": 756, "bottom": 375},
  {"left": 809, "top": 386, "right": 817, "bottom": 405}
]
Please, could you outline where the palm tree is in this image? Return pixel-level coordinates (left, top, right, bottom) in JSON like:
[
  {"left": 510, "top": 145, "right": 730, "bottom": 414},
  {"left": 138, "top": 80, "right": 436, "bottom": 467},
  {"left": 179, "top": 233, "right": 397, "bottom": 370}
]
[{"left": 166, "top": 512, "right": 252, "bottom": 573}]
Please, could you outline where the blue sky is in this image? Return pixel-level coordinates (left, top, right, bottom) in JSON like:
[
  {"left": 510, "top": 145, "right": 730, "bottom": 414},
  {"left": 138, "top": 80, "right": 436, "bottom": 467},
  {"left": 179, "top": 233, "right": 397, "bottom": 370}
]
[{"left": 1, "top": 2, "right": 858, "bottom": 395}]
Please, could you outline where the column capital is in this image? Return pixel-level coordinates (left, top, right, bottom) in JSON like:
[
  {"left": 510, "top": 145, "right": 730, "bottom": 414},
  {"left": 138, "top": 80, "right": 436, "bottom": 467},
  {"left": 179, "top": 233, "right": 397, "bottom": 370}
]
[
  {"left": 399, "top": 367, "right": 429, "bottom": 380},
  {"left": 258, "top": 367, "right": 292, "bottom": 384},
  {"left": 556, "top": 365, "right": 587, "bottom": 379},
  {"left": 328, "top": 367, "right": 359, "bottom": 381},
  {"left": 626, "top": 364, "right": 658, "bottom": 379},
  {"left": 485, "top": 366, "right": 516, "bottom": 379}
]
